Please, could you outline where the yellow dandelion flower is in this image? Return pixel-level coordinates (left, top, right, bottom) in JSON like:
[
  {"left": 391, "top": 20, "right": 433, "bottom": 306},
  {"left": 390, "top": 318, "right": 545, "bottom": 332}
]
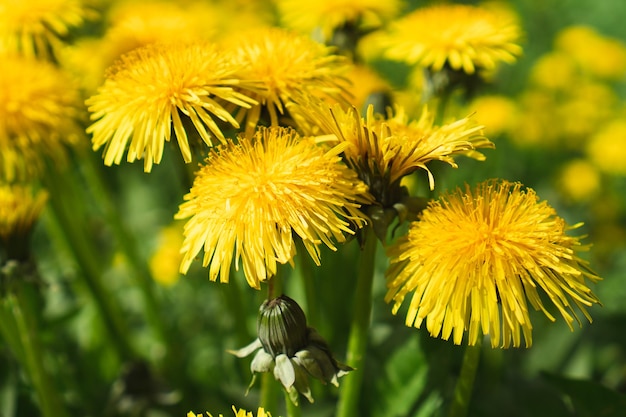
[
  {"left": 587, "top": 120, "right": 626, "bottom": 176},
  {"left": 557, "top": 159, "right": 601, "bottom": 203},
  {"left": 223, "top": 27, "right": 350, "bottom": 136},
  {"left": 86, "top": 42, "right": 259, "bottom": 172},
  {"left": 379, "top": 4, "right": 522, "bottom": 74},
  {"left": 0, "top": 56, "right": 83, "bottom": 182},
  {"left": 386, "top": 180, "right": 601, "bottom": 348},
  {"left": 149, "top": 222, "right": 184, "bottom": 287},
  {"left": 530, "top": 51, "right": 578, "bottom": 91},
  {"left": 175, "top": 126, "right": 371, "bottom": 289},
  {"left": 466, "top": 95, "right": 518, "bottom": 137},
  {"left": 343, "top": 64, "right": 392, "bottom": 111},
  {"left": 103, "top": 1, "right": 218, "bottom": 62},
  {"left": 556, "top": 25, "right": 626, "bottom": 81},
  {"left": 307, "top": 102, "right": 491, "bottom": 199},
  {"left": 186, "top": 407, "right": 272, "bottom": 417},
  {"left": 275, "top": 0, "right": 402, "bottom": 42},
  {"left": 0, "top": 184, "right": 48, "bottom": 242},
  {"left": 0, "top": 184, "right": 48, "bottom": 260},
  {"left": 0, "top": 0, "right": 95, "bottom": 59}
]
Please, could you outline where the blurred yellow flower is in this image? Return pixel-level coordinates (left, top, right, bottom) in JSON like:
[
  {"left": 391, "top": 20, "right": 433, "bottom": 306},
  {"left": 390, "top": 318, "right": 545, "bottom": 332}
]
[
  {"left": 556, "top": 25, "right": 626, "bottom": 81},
  {"left": 343, "top": 64, "right": 392, "bottom": 111},
  {"left": 557, "top": 159, "right": 601, "bottom": 203},
  {"left": 378, "top": 4, "right": 522, "bottom": 74},
  {"left": 275, "top": 0, "right": 402, "bottom": 42},
  {"left": 530, "top": 52, "right": 578, "bottom": 90},
  {"left": 587, "top": 120, "right": 626, "bottom": 176},
  {"left": 86, "top": 42, "right": 259, "bottom": 172},
  {"left": 466, "top": 95, "right": 518, "bottom": 137},
  {"left": 386, "top": 180, "right": 601, "bottom": 348},
  {"left": 223, "top": 27, "right": 350, "bottom": 136},
  {"left": 0, "top": 56, "right": 83, "bottom": 182},
  {"left": 175, "top": 126, "right": 370, "bottom": 289},
  {"left": 0, "top": 184, "right": 48, "bottom": 243},
  {"left": 0, "top": 0, "right": 95, "bottom": 59},
  {"left": 149, "top": 222, "right": 184, "bottom": 287}
]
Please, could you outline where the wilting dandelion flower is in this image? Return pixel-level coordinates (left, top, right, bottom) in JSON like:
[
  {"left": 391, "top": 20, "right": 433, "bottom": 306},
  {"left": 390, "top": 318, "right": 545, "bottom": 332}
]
[
  {"left": 86, "top": 41, "right": 260, "bottom": 172},
  {"left": 378, "top": 4, "right": 522, "bottom": 74},
  {"left": 0, "top": 56, "right": 83, "bottom": 182},
  {"left": 386, "top": 180, "right": 601, "bottom": 348},
  {"left": 0, "top": 0, "right": 94, "bottom": 59},
  {"left": 308, "top": 102, "right": 491, "bottom": 199},
  {"left": 175, "top": 126, "right": 371, "bottom": 289},
  {"left": 223, "top": 27, "right": 351, "bottom": 136}
]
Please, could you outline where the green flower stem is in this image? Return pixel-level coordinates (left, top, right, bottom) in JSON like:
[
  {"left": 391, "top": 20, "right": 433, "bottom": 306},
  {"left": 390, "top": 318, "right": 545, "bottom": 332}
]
[
  {"left": 259, "top": 271, "right": 284, "bottom": 413},
  {"left": 448, "top": 338, "right": 483, "bottom": 417},
  {"left": 43, "top": 167, "right": 136, "bottom": 361},
  {"left": 260, "top": 372, "right": 279, "bottom": 413},
  {"left": 295, "top": 239, "right": 319, "bottom": 328},
  {"left": 336, "top": 227, "right": 378, "bottom": 417},
  {"left": 79, "top": 149, "right": 170, "bottom": 351},
  {"left": 4, "top": 284, "right": 68, "bottom": 417},
  {"left": 284, "top": 388, "right": 301, "bottom": 417}
]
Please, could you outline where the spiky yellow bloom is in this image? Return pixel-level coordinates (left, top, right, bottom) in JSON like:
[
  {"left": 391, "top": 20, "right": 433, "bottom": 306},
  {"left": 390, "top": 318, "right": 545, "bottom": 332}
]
[
  {"left": 0, "top": 0, "right": 94, "bottom": 59},
  {"left": 223, "top": 27, "right": 350, "bottom": 136},
  {"left": 175, "top": 126, "right": 371, "bottom": 289},
  {"left": 0, "top": 56, "right": 83, "bottom": 182},
  {"left": 379, "top": 4, "right": 522, "bottom": 74},
  {"left": 386, "top": 180, "right": 601, "bottom": 348},
  {"left": 186, "top": 407, "right": 272, "bottom": 417},
  {"left": 307, "top": 102, "right": 491, "bottom": 198},
  {"left": 86, "top": 42, "right": 259, "bottom": 172},
  {"left": 275, "top": 0, "right": 402, "bottom": 42},
  {"left": 0, "top": 184, "right": 48, "bottom": 260}
]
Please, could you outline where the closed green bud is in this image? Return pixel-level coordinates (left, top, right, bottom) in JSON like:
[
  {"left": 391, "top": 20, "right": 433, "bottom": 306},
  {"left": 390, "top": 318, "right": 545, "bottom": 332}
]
[{"left": 257, "top": 295, "right": 308, "bottom": 358}]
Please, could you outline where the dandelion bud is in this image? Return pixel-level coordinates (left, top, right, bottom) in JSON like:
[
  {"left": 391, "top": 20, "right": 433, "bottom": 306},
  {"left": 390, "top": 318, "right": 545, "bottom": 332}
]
[{"left": 257, "top": 295, "right": 308, "bottom": 358}]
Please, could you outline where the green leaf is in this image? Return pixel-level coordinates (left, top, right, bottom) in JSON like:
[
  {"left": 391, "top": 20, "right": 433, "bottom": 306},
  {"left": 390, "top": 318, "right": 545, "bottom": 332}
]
[
  {"left": 373, "top": 333, "right": 434, "bottom": 417},
  {"left": 542, "top": 372, "right": 626, "bottom": 417}
]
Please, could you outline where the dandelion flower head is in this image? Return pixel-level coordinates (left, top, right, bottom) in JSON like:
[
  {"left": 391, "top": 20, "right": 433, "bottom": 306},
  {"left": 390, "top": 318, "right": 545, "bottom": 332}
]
[
  {"left": 223, "top": 27, "right": 351, "bottom": 136},
  {"left": 0, "top": 55, "right": 83, "bottom": 182},
  {"left": 0, "top": 0, "right": 94, "bottom": 58},
  {"left": 378, "top": 4, "right": 522, "bottom": 74},
  {"left": 385, "top": 180, "right": 601, "bottom": 348},
  {"left": 86, "top": 41, "right": 258, "bottom": 172},
  {"left": 175, "top": 126, "right": 371, "bottom": 289}
]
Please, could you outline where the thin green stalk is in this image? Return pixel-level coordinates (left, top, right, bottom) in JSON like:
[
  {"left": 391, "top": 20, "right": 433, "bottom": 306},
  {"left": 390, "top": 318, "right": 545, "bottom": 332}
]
[
  {"left": 43, "top": 168, "right": 136, "bottom": 360},
  {"left": 284, "top": 389, "right": 301, "bottom": 417},
  {"left": 295, "top": 240, "right": 318, "bottom": 328},
  {"left": 448, "top": 338, "right": 482, "bottom": 417},
  {"left": 9, "top": 284, "right": 68, "bottom": 417},
  {"left": 336, "top": 227, "right": 378, "bottom": 417},
  {"left": 79, "top": 149, "right": 169, "bottom": 350},
  {"left": 260, "top": 372, "right": 279, "bottom": 413}
]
